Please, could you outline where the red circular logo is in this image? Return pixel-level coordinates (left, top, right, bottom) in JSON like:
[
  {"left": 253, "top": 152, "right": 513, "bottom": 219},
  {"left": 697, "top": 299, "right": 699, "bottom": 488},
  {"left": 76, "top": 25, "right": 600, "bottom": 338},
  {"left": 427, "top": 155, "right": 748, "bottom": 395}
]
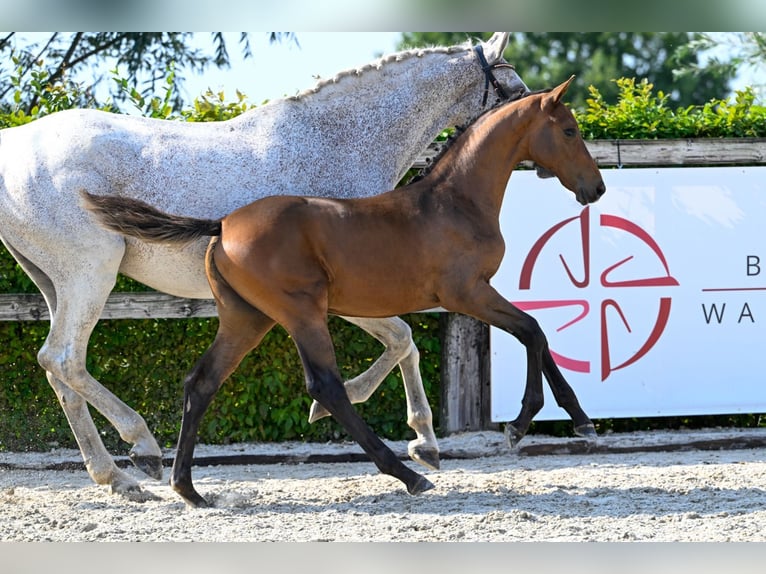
[{"left": 517, "top": 206, "right": 679, "bottom": 380}]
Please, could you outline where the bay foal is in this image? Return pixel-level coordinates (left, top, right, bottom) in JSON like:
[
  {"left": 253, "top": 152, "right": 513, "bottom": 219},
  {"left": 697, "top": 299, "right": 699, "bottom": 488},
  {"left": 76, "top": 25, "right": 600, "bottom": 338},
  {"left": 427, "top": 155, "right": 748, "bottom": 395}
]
[{"left": 83, "top": 76, "right": 605, "bottom": 507}]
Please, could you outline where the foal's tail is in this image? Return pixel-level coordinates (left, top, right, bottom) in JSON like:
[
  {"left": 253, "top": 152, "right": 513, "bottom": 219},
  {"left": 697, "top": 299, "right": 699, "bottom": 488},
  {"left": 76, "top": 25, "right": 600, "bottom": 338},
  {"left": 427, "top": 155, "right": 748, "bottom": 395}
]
[{"left": 80, "top": 190, "right": 222, "bottom": 244}]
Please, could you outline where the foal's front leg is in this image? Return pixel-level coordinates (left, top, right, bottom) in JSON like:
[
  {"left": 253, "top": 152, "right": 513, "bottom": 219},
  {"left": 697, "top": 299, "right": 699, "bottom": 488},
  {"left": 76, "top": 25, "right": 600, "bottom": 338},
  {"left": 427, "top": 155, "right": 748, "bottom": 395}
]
[
  {"left": 539, "top": 350, "right": 597, "bottom": 442},
  {"left": 445, "top": 281, "right": 591, "bottom": 446}
]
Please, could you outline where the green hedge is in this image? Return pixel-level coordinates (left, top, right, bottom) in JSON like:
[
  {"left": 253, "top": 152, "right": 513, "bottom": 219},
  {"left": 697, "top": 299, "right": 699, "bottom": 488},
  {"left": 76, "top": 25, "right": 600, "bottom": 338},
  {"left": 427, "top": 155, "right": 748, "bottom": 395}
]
[
  {"left": 1, "top": 72, "right": 765, "bottom": 452},
  {"left": 0, "top": 311, "right": 440, "bottom": 453}
]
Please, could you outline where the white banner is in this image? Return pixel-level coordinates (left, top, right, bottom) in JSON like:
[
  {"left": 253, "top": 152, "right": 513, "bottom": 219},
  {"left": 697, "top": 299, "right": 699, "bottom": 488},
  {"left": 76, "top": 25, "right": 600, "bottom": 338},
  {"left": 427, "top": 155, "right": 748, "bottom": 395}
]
[{"left": 491, "top": 166, "right": 766, "bottom": 421}]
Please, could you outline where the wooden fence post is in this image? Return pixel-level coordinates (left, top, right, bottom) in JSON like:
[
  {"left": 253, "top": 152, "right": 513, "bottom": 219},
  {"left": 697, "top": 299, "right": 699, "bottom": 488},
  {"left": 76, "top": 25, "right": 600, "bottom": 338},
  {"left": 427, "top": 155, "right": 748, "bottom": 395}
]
[{"left": 439, "top": 313, "right": 497, "bottom": 433}]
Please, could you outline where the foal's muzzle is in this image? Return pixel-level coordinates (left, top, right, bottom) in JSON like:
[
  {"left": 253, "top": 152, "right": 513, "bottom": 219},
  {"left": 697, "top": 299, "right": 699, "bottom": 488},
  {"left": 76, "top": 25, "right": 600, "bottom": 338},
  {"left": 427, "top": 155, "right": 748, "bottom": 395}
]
[{"left": 576, "top": 180, "right": 607, "bottom": 205}]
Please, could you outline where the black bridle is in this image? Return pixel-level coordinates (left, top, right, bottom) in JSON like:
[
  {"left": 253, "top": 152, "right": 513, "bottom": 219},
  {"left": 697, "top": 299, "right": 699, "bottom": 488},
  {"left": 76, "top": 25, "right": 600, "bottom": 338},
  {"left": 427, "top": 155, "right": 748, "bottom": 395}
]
[{"left": 474, "top": 44, "right": 517, "bottom": 107}]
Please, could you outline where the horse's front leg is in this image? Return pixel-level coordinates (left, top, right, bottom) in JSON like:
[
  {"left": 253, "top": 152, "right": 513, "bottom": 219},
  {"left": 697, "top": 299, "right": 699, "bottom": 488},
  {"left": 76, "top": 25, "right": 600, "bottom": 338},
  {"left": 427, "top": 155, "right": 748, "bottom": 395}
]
[
  {"left": 291, "top": 319, "right": 434, "bottom": 496},
  {"left": 443, "top": 282, "right": 554, "bottom": 447},
  {"left": 541, "top": 350, "right": 597, "bottom": 441},
  {"left": 309, "top": 316, "right": 440, "bottom": 470}
]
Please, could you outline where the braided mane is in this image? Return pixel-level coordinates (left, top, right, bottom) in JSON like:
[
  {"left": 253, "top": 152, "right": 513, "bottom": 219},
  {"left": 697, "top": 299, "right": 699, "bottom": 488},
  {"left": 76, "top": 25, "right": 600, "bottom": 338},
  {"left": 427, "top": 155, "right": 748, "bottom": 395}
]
[{"left": 289, "top": 42, "right": 472, "bottom": 101}]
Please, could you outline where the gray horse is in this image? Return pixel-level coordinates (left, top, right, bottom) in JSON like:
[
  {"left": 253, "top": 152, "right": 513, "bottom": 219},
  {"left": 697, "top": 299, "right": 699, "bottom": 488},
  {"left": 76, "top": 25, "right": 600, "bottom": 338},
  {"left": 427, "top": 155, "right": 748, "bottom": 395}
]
[{"left": 0, "top": 33, "right": 529, "bottom": 499}]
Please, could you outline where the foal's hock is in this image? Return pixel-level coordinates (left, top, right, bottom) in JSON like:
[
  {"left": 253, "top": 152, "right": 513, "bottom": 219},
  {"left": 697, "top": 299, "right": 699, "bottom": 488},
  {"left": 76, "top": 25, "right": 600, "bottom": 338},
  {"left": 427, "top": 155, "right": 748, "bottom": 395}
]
[{"left": 83, "top": 76, "right": 605, "bottom": 507}]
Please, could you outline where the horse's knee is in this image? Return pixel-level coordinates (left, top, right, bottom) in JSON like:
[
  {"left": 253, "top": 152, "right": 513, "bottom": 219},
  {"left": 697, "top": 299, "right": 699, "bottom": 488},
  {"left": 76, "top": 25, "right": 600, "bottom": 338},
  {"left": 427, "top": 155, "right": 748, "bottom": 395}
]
[
  {"left": 37, "top": 344, "right": 85, "bottom": 383},
  {"left": 384, "top": 319, "right": 416, "bottom": 360}
]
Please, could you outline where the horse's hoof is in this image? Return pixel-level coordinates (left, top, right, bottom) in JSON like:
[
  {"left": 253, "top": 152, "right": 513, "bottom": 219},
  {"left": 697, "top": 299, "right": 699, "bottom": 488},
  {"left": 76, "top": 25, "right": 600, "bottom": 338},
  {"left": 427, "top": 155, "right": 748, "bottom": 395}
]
[
  {"left": 504, "top": 423, "right": 525, "bottom": 449},
  {"left": 110, "top": 482, "right": 161, "bottom": 503},
  {"left": 407, "top": 475, "right": 435, "bottom": 495},
  {"left": 171, "top": 480, "right": 211, "bottom": 508},
  {"left": 183, "top": 493, "right": 212, "bottom": 509},
  {"left": 409, "top": 444, "right": 440, "bottom": 471},
  {"left": 129, "top": 452, "right": 164, "bottom": 480},
  {"left": 308, "top": 400, "right": 330, "bottom": 423},
  {"left": 574, "top": 423, "right": 598, "bottom": 443}
]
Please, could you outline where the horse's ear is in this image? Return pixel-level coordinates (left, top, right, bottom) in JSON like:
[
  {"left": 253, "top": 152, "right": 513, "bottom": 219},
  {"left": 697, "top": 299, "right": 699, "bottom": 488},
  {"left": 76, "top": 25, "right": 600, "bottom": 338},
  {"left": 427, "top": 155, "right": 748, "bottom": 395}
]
[
  {"left": 482, "top": 32, "right": 510, "bottom": 61},
  {"left": 551, "top": 75, "right": 575, "bottom": 104}
]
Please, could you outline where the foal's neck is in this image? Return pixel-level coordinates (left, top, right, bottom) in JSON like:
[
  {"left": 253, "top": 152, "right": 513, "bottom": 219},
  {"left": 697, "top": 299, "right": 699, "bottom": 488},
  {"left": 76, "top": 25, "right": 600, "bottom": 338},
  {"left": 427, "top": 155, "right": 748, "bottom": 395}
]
[{"left": 427, "top": 102, "right": 533, "bottom": 216}]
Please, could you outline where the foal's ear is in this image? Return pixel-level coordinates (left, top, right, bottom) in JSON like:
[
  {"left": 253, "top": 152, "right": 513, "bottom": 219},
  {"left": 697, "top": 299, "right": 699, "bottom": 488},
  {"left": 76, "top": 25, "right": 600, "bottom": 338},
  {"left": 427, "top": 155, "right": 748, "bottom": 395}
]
[
  {"left": 482, "top": 32, "right": 510, "bottom": 61},
  {"left": 550, "top": 75, "right": 576, "bottom": 104}
]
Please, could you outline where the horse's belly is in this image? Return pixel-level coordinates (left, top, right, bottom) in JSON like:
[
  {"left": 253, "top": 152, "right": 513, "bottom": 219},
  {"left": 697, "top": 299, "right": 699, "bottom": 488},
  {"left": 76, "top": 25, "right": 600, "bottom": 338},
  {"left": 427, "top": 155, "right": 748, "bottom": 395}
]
[
  {"left": 119, "top": 239, "right": 212, "bottom": 299},
  {"left": 327, "top": 283, "right": 438, "bottom": 318}
]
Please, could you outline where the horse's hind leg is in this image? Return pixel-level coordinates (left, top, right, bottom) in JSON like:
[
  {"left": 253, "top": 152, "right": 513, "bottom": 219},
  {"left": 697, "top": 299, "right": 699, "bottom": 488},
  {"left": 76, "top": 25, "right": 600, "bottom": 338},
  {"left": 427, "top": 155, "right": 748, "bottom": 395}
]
[
  {"left": 171, "top": 264, "right": 277, "bottom": 507},
  {"left": 309, "top": 316, "right": 440, "bottom": 470},
  {"left": 2, "top": 241, "right": 159, "bottom": 499},
  {"left": 46, "top": 372, "right": 158, "bottom": 500},
  {"left": 289, "top": 317, "right": 434, "bottom": 496},
  {"left": 38, "top": 288, "right": 165, "bottom": 481}
]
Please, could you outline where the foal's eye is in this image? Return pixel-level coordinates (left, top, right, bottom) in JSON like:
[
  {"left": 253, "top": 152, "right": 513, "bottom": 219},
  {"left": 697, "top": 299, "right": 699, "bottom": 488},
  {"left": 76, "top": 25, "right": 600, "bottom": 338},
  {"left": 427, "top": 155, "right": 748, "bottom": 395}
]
[{"left": 563, "top": 127, "right": 577, "bottom": 137}]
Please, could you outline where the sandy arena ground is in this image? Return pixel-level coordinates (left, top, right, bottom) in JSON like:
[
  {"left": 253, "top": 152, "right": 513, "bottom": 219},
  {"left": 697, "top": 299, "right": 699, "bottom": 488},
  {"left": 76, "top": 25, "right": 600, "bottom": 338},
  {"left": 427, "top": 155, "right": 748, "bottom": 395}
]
[{"left": 2, "top": 428, "right": 766, "bottom": 543}]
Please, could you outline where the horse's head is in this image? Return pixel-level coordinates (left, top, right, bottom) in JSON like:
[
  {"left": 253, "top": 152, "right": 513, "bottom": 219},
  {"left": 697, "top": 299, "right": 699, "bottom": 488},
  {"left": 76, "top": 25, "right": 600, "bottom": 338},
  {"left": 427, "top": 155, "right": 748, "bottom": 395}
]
[
  {"left": 527, "top": 76, "right": 606, "bottom": 205},
  {"left": 473, "top": 33, "right": 529, "bottom": 106}
]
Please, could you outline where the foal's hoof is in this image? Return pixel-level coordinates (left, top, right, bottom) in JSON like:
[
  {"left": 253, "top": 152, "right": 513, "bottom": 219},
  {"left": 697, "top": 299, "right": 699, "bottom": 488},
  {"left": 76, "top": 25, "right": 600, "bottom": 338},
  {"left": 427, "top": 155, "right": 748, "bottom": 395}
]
[
  {"left": 183, "top": 493, "right": 212, "bottom": 509},
  {"left": 574, "top": 423, "right": 598, "bottom": 443},
  {"left": 171, "top": 483, "right": 211, "bottom": 509},
  {"left": 407, "top": 475, "right": 435, "bottom": 495},
  {"left": 409, "top": 444, "right": 441, "bottom": 471},
  {"left": 129, "top": 452, "right": 164, "bottom": 481},
  {"left": 504, "top": 423, "right": 526, "bottom": 449}
]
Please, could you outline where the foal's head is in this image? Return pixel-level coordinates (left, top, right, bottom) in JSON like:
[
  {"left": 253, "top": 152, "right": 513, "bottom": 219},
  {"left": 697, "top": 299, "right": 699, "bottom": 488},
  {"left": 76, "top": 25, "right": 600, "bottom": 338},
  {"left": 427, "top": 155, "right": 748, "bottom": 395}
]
[{"left": 526, "top": 76, "right": 605, "bottom": 205}]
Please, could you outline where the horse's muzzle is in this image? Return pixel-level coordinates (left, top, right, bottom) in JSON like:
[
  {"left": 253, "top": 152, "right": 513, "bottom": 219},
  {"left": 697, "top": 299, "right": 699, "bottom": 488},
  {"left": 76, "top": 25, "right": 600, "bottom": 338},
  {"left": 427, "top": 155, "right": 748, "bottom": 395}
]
[{"left": 577, "top": 180, "right": 606, "bottom": 205}]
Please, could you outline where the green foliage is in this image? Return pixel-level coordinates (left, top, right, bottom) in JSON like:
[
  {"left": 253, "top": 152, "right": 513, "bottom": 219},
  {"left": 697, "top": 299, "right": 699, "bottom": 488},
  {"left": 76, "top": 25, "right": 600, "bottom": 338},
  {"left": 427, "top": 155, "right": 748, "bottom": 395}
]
[
  {"left": 0, "top": 56, "right": 111, "bottom": 128},
  {"left": 0, "top": 33, "right": 271, "bottom": 115},
  {"left": 181, "top": 89, "right": 253, "bottom": 122},
  {"left": 577, "top": 78, "right": 766, "bottom": 140}
]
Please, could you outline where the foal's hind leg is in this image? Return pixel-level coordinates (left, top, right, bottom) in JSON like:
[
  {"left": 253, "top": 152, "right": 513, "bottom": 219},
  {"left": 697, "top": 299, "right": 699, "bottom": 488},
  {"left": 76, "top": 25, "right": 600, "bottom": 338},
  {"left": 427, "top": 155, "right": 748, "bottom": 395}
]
[
  {"left": 172, "top": 243, "right": 278, "bottom": 507},
  {"left": 170, "top": 304, "right": 276, "bottom": 508},
  {"left": 288, "top": 316, "right": 433, "bottom": 496},
  {"left": 309, "top": 316, "right": 440, "bottom": 470}
]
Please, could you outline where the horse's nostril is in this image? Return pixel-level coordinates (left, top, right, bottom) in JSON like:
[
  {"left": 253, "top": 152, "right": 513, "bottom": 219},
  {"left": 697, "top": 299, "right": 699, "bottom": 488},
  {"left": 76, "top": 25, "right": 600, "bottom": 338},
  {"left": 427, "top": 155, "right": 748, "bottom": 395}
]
[{"left": 597, "top": 182, "right": 606, "bottom": 196}]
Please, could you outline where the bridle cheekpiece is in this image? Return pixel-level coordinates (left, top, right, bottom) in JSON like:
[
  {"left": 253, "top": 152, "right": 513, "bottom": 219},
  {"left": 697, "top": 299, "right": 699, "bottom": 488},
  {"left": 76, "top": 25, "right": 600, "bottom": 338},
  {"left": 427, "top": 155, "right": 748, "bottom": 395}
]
[{"left": 474, "top": 44, "right": 516, "bottom": 107}]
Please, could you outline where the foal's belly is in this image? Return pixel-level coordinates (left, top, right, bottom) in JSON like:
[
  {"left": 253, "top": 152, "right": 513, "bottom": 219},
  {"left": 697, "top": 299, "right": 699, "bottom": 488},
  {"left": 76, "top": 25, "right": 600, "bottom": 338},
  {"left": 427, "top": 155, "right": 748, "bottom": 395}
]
[{"left": 119, "top": 238, "right": 213, "bottom": 299}]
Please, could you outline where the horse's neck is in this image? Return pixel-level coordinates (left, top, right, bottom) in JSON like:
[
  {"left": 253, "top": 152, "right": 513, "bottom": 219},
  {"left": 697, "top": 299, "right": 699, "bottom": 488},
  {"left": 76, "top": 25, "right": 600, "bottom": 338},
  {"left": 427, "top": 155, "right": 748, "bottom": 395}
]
[
  {"left": 244, "top": 48, "right": 487, "bottom": 186},
  {"left": 428, "top": 103, "right": 532, "bottom": 216}
]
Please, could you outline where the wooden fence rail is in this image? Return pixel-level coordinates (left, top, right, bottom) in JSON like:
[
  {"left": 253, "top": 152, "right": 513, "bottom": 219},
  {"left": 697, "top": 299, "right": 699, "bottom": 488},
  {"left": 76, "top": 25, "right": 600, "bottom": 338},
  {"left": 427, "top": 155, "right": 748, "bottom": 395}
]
[{"left": 1, "top": 139, "right": 765, "bottom": 433}]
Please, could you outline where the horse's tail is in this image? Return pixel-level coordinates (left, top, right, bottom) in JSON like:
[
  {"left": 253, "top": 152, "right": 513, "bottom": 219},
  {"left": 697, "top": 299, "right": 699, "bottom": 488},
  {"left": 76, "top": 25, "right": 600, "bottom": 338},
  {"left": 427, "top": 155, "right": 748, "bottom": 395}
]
[{"left": 80, "top": 190, "right": 222, "bottom": 244}]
